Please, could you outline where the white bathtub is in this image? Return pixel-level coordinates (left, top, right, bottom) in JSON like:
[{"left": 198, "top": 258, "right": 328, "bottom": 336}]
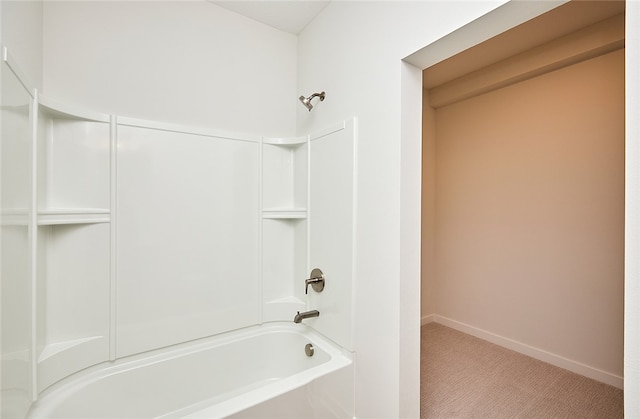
[{"left": 27, "top": 323, "right": 353, "bottom": 419}]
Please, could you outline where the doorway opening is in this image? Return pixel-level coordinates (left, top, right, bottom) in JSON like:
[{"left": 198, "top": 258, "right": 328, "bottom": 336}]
[{"left": 416, "top": 0, "right": 625, "bottom": 412}]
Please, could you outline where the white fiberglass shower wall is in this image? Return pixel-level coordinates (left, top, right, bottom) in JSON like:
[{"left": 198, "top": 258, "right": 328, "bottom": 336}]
[
  {"left": 1, "top": 53, "right": 358, "bottom": 416},
  {"left": 1, "top": 48, "right": 35, "bottom": 419},
  {"left": 1, "top": 1, "right": 357, "bottom": 416}
]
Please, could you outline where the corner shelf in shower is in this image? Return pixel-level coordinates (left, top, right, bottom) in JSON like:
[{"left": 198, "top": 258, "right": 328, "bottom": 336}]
[
  {"left": 38, "top": 96, "right": 111, "bottom": 123},
  {"left": 262, "top": 136, "right": 308, "bottom": 146},
  {"left": 37, "top": 208, "right": 111, "bottom": 225},
  {"left": 262, "top": 208, "right": 307, "bottom": 219}
]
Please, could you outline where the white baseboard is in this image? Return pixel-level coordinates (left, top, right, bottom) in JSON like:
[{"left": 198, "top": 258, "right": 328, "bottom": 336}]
[
  {"left": 428, "top": 315, "right": 623, "bottom": 389},
  {"left": 421, "top": 314, "right": 436, "bottom": 325}
]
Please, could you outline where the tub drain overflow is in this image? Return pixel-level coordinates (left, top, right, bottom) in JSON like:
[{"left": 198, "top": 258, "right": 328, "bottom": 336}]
[{"left": 305, "top": 343, "right": 314, "bottom": 357}]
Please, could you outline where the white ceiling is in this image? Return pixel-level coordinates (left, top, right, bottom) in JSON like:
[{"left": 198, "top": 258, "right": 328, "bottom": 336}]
[{"left": 210, "top": 1, "right": 330, "bottom": 35}]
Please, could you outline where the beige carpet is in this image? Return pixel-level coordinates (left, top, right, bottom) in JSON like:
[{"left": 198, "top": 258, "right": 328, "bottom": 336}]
[{"left": 420, "top": 323, "right": 623, "bottom": 418}]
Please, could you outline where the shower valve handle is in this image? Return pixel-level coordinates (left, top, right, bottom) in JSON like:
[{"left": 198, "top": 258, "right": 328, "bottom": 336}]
[{"left": 305, "top": 268, "right": 325, "bottom": 294}]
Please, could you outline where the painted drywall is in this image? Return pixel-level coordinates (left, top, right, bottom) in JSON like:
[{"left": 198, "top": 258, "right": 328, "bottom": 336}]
[
  {"left": 625, "top": 1, "right": 640, "bottom": 415},
  {"left": 0, "top": 0, "right": 43, "bottom": 90},
  {"left": 399, "top": 61, "right": 423, "bottom": 416},
  {"left": 296, "top": 2, "right": 515, "bottom": 417},
  {"left": 42, "top": 1, "right": 297, "bottom": 137},
  {"left": 432, "top": 49, "right": 624, "bottom": 380}
]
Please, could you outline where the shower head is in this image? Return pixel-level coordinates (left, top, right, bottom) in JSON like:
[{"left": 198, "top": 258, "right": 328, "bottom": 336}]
[{"left": 299, "top": 91, "right": 325, "bottom": 111}]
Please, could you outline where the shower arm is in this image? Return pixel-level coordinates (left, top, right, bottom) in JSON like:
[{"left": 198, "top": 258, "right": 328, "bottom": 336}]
[{"left": 308, "top": 92, "right": 325, "bottom": 102}]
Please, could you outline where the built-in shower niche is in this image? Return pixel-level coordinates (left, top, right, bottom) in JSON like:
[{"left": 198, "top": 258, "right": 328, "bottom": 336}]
[
  {"left": 35, "top": 99, "right": 111, "bottom": 391},
  {"left": 262, "top": 137, "right": 308, "bottom": 320}
]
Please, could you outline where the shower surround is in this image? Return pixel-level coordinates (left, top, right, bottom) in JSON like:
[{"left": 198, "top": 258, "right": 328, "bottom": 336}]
[{"left": 1, "top": 46, "right": 357, "bottom": 417}]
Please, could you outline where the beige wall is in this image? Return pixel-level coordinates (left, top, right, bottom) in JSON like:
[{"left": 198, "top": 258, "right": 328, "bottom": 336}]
[
  {"left": 422, "top": 90, "right": 437, "bottom": 317},
  {"left": 422, "top": 48, "right": 624, "bottom": 380}
]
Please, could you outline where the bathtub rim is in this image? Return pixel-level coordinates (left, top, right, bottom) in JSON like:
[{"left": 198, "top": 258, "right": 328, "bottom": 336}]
[{"left": 27, "top": 322, "right": 353, "bottom": 418}]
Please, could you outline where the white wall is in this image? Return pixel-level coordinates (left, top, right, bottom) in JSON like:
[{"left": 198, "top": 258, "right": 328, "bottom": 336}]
[
  {"left": 297, "top": 2, "right": 512, "bottom": 417},
  {"left": 42, "top": 1, "right": 297, "bottom": 137},
  {"left": 0, "top": 0, "right": 43, "bottom": 90}
]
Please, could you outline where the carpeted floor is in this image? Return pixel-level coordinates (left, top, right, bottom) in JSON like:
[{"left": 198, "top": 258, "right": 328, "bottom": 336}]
[{"left": 420, "top": 323, "right": 623, "bottom": 418}]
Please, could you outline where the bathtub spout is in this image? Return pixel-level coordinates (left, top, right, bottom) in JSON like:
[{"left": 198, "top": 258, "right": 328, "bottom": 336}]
[{"left": 294, "top": 310, "right": 320, "bottom": 323}]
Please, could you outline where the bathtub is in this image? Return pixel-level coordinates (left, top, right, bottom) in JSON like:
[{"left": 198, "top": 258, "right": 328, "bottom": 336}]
[{"left": 27, "top": 323, "right": 354, "bottom": 419}]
